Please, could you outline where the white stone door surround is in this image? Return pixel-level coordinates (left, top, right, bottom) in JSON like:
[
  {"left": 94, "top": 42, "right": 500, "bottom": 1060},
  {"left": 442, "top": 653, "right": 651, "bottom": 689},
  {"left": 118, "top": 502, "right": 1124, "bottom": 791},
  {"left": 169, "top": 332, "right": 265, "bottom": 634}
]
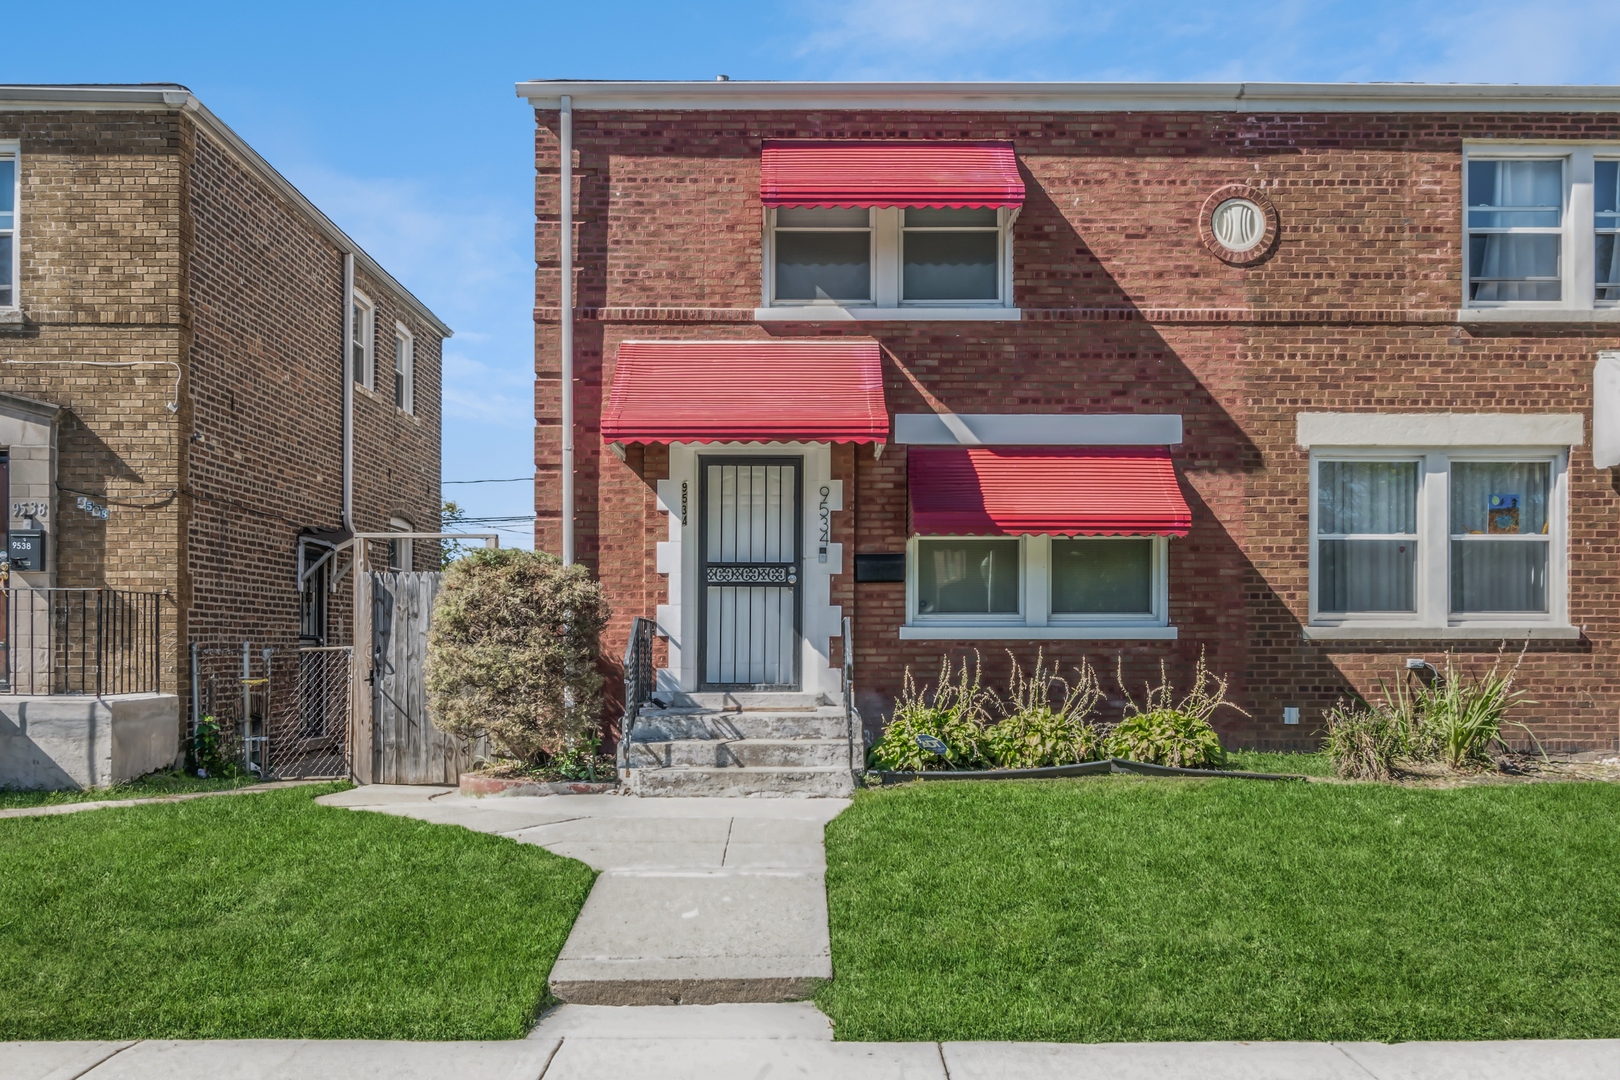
[{"left": 655, "top": 441, "right": 844, "bottom": 698}]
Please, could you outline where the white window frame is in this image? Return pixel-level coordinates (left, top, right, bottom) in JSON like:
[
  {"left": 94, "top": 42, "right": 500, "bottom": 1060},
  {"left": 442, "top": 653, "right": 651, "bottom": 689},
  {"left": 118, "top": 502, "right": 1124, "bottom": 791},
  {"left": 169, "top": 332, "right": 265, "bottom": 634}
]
[
  {"left": 388, "top": 517, "right": 413, "bottom": 572},
  {"left": 352, "top": 290, "right": 376, "bottom": 390},
  {"left": 393, "top": 322, "right": 414, "bottom": 414},
  {"left": 1597, "top": 156, "right": 1620, "bottom": 304},
  {"left": 1462, "top": 144, "right": 1620, "bottom": 313},
  {"left": 901, "top": 533, "right": 1175, "bottom": 640},
  {"left": 761, "top": 206, "right": 1017, "bottom": 314},
  {"left": 0, "top": 143, "right": 18, "bottom": 312},
  {"left": 1308, "top": 447, "right": 1570, "bottom": 636}
]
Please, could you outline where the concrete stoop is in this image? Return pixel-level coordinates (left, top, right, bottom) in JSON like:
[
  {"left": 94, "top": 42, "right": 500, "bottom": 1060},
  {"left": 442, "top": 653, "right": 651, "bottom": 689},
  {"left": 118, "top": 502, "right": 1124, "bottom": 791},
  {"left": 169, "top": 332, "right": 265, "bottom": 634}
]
[{"left": 625, "top": 693, "right": 861, "bottom": 798}]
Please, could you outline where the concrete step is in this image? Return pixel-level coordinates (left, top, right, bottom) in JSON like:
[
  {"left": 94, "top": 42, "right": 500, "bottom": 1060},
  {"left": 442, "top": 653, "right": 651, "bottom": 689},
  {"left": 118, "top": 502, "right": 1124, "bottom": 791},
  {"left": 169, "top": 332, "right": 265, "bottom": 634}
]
[
  {"left": 629, "top": 766, "right": 856, "bottom": 798},
  {"left": 633, "top": 710, "right": 850, "bottom": 742},
  {"left": 655, "top": 691, "right": 830, "bottom": 711},
  {"left": 628, "top": 738, "right": 854, "bottom": 769}
]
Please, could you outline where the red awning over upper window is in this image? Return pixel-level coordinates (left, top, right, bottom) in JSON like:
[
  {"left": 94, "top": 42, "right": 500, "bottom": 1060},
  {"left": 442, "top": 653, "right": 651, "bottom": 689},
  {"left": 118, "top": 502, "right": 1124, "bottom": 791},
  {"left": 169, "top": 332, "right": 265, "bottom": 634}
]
[
  {"left": 908, "top": 447, "right": 1192, "bottom": 537},
  {"left": 760, "top": 141, "right": 1024, "bottom": 209},
  {"left": 601, "top": 340, "right": 888, "bottom": 445}
]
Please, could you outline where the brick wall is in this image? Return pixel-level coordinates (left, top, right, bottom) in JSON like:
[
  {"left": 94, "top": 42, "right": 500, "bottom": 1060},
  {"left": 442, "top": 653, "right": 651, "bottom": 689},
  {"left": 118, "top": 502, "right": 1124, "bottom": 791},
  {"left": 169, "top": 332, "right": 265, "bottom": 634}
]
[
  {"left": 0, "top": 105, "right": 442, "bottom": 745},
  {"left": 536, "top": 108, "right": 1620, "bottom": 752}
]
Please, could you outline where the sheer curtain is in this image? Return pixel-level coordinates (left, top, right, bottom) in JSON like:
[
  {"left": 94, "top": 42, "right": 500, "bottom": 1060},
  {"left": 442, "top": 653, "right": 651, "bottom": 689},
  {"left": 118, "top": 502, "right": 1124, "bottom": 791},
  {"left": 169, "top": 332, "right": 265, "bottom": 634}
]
[
  {"left": 1598, "top": 161, "right": 1620, "bottom": 301},
  {"left": 1470, "top": 160, "right": 1563, "bottom": 302},
  {"left": 1450, "top": 461, "right": 1550, "bottom": 613},
  {"left": 1317, "top": 461, "right": 1419, "bottom": 613}
]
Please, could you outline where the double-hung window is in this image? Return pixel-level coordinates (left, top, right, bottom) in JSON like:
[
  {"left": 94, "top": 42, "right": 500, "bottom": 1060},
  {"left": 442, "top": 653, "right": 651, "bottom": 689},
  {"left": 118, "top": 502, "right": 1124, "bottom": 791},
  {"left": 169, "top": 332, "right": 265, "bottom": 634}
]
[
  {"left": 906, "top": 535, "right": 1170, "bottom": 638},
  {"left": 1598, "top": 158, "right": 1620, "bottom": 303},
  {"left": 0, "top": 146, "right": 17, "bottom": 309},
  {"left": 765, "top": 207, "right": 1013, "bottom": 309},
  {"left": 1463, "top": 146, "right": 1620, "bottom": 311},
  {"left": 1310, "top": 450, "right": 1567, "bottom": 632},
  {"left": 351, "top": 291, "right": 375, "bottom": 389},
  {"left": 394, "top": 323, "right": 414, "bottom": 413}
]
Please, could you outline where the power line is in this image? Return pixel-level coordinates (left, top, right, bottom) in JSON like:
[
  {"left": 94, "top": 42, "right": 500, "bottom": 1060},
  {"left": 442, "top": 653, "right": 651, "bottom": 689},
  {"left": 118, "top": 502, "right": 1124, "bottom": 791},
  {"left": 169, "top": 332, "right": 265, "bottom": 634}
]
[{"left": 443, "top": 476, "right": 534, "bottom": 485}]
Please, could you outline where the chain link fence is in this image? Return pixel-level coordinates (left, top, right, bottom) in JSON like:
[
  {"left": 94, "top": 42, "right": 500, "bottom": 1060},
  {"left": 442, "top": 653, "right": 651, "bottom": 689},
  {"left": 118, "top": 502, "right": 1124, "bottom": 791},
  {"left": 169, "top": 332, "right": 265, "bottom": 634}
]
[{"left": 191, "top": 644, "right": 352, "bottom": 780}]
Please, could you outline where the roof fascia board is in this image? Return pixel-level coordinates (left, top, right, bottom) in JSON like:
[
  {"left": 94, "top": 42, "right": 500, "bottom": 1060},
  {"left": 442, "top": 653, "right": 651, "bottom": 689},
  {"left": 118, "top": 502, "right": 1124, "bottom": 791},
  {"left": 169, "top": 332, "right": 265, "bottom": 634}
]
[
  {"left": 0, "top": 86, "right": 451, "bottom": 338},
  {"left": 516, "top": 80, "right": 1620, "bottom": 113}
]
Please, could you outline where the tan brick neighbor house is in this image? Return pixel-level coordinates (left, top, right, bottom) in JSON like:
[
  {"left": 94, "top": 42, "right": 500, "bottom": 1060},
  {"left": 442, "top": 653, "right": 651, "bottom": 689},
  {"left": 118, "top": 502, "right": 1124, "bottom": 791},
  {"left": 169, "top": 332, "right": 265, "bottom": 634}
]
[
  {"left": 522, "top": 80, "right": 1620, "bottom": 793},
  {"left": 0, "top": 84, "right": 449, "bottom": 790}
]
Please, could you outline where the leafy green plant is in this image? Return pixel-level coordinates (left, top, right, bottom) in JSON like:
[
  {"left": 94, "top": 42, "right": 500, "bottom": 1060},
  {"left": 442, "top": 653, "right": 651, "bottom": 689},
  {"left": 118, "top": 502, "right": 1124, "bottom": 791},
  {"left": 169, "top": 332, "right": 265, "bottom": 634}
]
[
  {"left": 869, "top": 655, "right": 991, "bottom": 771},
  {"left": 191, "top": 714, "right": 246, "bottom": 780},
  {"left": 426, "top": 547, "right": 610, "bottom": 764},
  {"left": 1322, "top": 699, "right": 1401, "bottom": 780},
  {"left": 1104, "top": 650, "right": 1245, "bottom": 768},
  {"left": 1412, "top": 649, "right": 1536, "bottom": 769},
  {"left": 983, "top": 650, "right": 1105, "bottom": 768}
]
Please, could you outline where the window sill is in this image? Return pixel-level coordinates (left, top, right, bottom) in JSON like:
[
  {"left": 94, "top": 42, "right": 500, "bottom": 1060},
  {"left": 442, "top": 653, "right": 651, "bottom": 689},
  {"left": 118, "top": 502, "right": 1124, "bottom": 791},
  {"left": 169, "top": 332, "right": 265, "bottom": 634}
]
[
  {"left": 1303, "top": 623, "right": 1581, "bottom": 642},
  {"left": 900, "top": 624, "right": 1177, "bottom": 641},
  {"left": 1456, "top": 307, "right": 1620, "bottom": 325},
  {"left": 754, "top": 306, "right": 1022, "bottom": 323},
  {"left": 0, "top": 308, "right": 22, "bottom": 326}
]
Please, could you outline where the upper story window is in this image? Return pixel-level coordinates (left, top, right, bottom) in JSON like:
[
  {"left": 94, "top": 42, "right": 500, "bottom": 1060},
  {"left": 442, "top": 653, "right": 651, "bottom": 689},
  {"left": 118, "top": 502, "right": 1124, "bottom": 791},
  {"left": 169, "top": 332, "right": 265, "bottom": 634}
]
[
  {"left": 766, "top": 206, "right": 1012, "bottom": 308},
  {"left": 388, "top": 517, "right": 413, "bottom": 572},
  {"left": 1598, "top": 159, "right": 1619, "bottom": 303},
  {"left": 1463, "top": 146, "right": 1620, "bottom": 310},
  {"left": 0, "top": 147, "right": 17, "bottom": 309},
  {"left": 394, "top": 322, "right": 414, "bottom": 413},
  {"left": 351, "top": 291, "right": 375, "bottom": 388}
]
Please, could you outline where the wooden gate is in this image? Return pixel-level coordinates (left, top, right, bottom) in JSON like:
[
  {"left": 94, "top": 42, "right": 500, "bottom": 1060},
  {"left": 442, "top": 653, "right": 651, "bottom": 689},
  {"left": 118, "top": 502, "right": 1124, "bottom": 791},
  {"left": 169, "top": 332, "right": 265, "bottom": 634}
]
[{"left": 353, "top": 570, "right": 483, "bottom": 784}]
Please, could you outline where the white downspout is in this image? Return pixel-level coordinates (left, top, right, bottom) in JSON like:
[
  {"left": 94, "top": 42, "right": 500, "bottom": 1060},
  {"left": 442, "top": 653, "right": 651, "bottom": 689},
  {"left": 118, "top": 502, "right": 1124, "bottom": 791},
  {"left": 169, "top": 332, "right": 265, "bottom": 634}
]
[
  {"left": 559, "top": 95, "right": 574, "bottom": 566},
  {"left": 342, "top": 252, "right": 355, "bottom": 533}
]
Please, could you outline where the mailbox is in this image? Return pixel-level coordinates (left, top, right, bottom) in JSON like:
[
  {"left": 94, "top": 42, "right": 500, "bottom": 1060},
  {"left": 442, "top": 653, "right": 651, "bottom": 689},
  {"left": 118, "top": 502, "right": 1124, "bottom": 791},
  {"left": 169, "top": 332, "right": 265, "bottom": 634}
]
[{"left": 8, "top": 529, "right": 46, "bottom": 572}]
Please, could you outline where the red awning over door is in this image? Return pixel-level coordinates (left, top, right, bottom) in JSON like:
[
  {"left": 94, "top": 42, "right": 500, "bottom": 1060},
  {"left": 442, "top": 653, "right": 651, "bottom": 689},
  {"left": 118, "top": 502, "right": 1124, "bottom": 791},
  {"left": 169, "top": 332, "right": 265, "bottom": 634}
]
[
  {"left": 601, "top": 340, "right": 888, "bottom": 445},
  {"left": 760, "top": 141, "right": 1024, "bottom": 209},
  {"left": 908, "top": 447, "right": 1192, "bottom": 537}
]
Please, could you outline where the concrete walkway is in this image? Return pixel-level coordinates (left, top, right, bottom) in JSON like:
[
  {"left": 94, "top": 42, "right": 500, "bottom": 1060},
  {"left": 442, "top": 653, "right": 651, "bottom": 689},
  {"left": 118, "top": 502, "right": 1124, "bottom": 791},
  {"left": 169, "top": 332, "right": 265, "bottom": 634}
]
[
  {"left": 8, "top": 1030, "right": 1617, "bottom": 1080},
  {"left": 318, "top": 785, "right": 849, "bottom": 1004}
]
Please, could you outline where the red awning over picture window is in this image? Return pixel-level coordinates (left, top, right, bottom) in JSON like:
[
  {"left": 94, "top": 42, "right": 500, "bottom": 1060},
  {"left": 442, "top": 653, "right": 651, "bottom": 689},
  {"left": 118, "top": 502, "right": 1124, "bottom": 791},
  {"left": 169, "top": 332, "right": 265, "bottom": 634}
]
[
  {"left": 601, "top": 340, "right": 888, "bottom": 445},
  {"left": 908, "top": 447, "right": 1192, "bottom": 537},
  {"left": 760, "top": 141, "right": 1025, "bottom": 209}
]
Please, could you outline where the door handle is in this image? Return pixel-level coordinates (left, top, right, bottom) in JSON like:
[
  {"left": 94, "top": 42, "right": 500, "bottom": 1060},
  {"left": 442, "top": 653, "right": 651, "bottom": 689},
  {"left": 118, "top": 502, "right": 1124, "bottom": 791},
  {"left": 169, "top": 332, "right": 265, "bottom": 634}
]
[{"left": 788, "top": 572, "right": 798, "bottom": 584}]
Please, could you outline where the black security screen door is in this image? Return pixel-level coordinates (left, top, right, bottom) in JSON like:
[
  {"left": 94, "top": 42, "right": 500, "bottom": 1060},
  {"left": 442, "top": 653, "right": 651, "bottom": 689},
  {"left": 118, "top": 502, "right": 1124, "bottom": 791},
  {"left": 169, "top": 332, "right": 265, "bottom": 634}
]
[{"left": 699, "top": 456, "right": 802, "bottom": 690}]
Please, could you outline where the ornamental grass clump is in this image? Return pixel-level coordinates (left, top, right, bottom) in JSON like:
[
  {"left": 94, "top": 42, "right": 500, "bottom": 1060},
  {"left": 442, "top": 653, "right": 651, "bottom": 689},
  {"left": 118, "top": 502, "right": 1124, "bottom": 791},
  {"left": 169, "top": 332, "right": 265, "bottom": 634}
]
[
  {"left": 1322, "top": 699, "right": 1402, "bottom": 781},
  {"left": 868, "top": 655, "right": 992, "bottom": 771},
  {"left": 1104, "top": 650, "right": 1245, "bottom": 769},
  {"left": 982, "top": 650, "right": 1105, "bottom": 769},
  {"left": 425, "top": 548, "right": 610, "bottom": 765}
]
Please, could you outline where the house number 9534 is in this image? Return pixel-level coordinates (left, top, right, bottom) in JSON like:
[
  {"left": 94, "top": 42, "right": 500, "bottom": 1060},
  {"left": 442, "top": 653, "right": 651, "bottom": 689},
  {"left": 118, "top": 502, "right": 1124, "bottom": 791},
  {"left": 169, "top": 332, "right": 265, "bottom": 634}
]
[{"left": 818, "top": 485, "right": 830, "bottom": 564}]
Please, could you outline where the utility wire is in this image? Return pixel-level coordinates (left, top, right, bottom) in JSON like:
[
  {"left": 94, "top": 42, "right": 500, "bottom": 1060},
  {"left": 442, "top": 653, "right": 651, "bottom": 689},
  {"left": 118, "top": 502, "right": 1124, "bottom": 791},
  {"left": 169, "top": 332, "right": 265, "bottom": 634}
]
[{"left": 443, "top": 476, "right": 534, "bottom": 485}]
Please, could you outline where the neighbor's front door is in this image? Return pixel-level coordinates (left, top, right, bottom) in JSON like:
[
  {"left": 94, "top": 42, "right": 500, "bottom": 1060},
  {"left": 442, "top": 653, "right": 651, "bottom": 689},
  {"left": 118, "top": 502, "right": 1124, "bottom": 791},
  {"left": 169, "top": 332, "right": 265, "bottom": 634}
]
[{"left": 699, "top": 456, "right": 802, "bottom": 690}]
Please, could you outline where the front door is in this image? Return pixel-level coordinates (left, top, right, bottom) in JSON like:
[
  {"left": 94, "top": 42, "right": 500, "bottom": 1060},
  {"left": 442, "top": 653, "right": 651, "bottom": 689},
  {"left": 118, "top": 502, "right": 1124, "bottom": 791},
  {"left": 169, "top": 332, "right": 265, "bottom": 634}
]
[{"left": 699, "top": 456, "right": 802, "bottom": 690}]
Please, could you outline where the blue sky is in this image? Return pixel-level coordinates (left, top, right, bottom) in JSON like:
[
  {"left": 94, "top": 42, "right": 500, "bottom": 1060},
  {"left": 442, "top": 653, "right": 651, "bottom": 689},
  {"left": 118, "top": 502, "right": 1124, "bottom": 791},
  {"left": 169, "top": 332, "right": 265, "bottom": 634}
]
[{"left": 10, "top": 1, "right": 1620, "bottom": 546}]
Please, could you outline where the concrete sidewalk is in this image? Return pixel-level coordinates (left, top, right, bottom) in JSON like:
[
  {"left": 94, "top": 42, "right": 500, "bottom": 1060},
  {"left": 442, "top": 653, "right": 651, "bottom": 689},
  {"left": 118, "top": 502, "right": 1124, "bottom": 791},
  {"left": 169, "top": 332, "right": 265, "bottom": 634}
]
[
  {"left": 318, "top": 786, "right": 849, "bottom": 1004},
  {"left": 9, "top": 1026, "right": 1618, "bottom": 1080}
]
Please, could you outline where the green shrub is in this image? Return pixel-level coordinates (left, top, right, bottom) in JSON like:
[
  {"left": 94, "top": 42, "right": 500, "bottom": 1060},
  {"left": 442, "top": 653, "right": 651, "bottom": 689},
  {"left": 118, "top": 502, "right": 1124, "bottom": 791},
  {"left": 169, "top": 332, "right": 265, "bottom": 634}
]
[
  {"left": 1104, "top": 650, "right": 1244, "bottom": 769},
  {"left": 869, "top": 656, "right": 991, "bottom": 771},
  {"left": 1412, "top": 650, "right": 1536, "bottom": 769},
  {"left": 191, "top": 714, "right": 247, "bottom": 780},
  {"left": 425, "top": 548, "right": 610, "bottom": 764},
  {"left": 983, "top": 650, "right": 1105, "bottom": 769},
  {"left": 1322, "top": 700, "right": 1401, "bottom": 780}
]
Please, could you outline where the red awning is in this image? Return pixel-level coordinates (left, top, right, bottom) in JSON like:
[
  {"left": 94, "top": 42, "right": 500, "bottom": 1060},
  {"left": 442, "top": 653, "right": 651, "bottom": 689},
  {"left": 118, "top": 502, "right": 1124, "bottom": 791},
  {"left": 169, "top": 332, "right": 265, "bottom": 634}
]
[
  {"left": 908, "top": 447, "right": 1192, "bottom": 537},
  {"left": 602, "top": 340, "right": 888, "bottom": 445},
  {"left": 760, "top": 141, "right": 1024, "bottom": 209}
]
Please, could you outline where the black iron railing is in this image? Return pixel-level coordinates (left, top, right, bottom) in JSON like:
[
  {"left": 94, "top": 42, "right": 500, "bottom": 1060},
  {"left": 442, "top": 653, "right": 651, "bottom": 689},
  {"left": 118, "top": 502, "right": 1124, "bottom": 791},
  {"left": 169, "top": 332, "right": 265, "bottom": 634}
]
[
  {"left": 843, "top": 615, "right": 857, "bottom": 772},
  {"left": 617, "top": 615, "right": 656, "bottom": 773},
  {"left": 1, "top": 587, "right": 163, "bottom": 696}
]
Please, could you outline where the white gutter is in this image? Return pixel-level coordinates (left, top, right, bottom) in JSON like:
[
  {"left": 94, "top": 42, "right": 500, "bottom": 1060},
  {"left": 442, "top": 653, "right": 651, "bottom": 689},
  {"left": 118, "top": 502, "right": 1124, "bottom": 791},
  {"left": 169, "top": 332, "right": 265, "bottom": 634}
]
[
  {"left": 516, "top": 79, "right": 1620, "bottom": 114},
  {"left": 342, "top": 253, "right": 355, "bottom": 533},
  {"left": 559, "top": 95, "right": 575, "bottom": 566}
]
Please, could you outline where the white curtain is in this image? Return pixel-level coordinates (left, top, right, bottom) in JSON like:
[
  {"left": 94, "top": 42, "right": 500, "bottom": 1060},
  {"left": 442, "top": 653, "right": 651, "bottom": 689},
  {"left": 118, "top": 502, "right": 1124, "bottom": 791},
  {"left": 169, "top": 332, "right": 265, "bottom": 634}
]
[
  {"left": 1317, "top": 461, "right": 1418, "bottom": 613},
  {"left": 1600, "top": 162, "right": 1620, "bottom": 299},
  {"left": 1449, "top": 461, "right": 1549, "bottom": 613},
  {"left": 1472, "top": 160, "right": 1563, "bottom": 301}
]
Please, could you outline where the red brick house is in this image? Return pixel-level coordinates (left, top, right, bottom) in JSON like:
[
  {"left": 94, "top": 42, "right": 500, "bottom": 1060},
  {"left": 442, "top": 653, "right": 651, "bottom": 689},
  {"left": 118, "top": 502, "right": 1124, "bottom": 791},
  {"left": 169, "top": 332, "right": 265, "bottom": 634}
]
[{"left": 520, "top": 80, "right": 1620, "bottom": 789}]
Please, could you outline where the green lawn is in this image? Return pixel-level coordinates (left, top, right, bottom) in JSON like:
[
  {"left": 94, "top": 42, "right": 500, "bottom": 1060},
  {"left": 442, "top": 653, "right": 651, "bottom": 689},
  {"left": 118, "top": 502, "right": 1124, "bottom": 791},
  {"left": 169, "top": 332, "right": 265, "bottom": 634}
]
[
  {"left": 1225, "top": 749, "right": 1333, "bottom": 777},
  {"left": 817, "top": 775, "right": 1620, "bottom": 1043},
  {"left": 0, "top": 769, "right": 259, "bottom": 810},
  {"left": 0, "top": 783, "right": 595, "bottom": 1040}
]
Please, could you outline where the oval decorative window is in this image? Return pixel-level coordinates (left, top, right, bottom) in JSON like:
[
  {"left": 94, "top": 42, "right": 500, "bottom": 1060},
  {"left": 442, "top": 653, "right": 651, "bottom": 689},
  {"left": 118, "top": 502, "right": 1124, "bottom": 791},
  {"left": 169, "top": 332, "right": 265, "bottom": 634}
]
[
  {"left": 1211, "top": 198, "right": 1265, "bottom": 251},
  {"left": 1198, "top": 184, "right": 1279, "bottom": 266}
]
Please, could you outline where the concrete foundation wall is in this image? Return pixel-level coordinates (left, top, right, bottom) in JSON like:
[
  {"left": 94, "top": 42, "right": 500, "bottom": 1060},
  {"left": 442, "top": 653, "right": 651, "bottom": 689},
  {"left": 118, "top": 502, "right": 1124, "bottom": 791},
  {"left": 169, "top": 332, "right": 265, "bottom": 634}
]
[{"left": 0, "top": 693, "right": 181, "bottom": 790}]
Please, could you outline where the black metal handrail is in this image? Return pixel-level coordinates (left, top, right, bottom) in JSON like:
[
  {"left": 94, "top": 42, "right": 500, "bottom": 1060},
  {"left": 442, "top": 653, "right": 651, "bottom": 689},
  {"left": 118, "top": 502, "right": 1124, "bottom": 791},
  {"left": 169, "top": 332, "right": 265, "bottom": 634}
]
[
  {"left": 617, "top": 615, "right": 656, "bottom": 774},
  {"left": 843, "top": 615, "right": 857, "bottom": 772},
  {"left": 1, "top": 587, "right": 163, "bottom": 696}
]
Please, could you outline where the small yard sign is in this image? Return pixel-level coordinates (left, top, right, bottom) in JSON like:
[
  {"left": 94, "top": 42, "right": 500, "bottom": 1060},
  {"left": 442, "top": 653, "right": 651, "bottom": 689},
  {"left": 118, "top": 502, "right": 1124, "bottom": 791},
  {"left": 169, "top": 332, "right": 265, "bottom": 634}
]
[{"left": 916, "top": 734, "right": 949, "bottom": 757}]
